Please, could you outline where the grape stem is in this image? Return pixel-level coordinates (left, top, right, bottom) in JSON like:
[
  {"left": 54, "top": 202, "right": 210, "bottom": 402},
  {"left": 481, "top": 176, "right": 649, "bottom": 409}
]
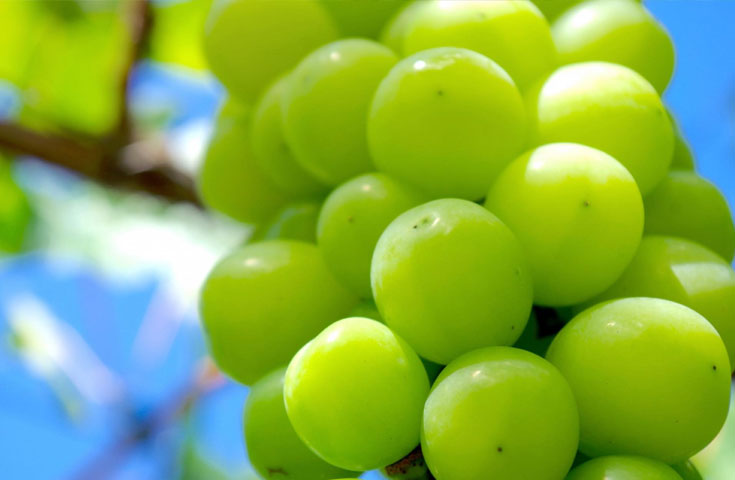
[
  {"left": 385, "top": 446, "right": 436, "bottom": 480},
  {"left": 0, "top": 0, "right": 201, "bottom": 206}
]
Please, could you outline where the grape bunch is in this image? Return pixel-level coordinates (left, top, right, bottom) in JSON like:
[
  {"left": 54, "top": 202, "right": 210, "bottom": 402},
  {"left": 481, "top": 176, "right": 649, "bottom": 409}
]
[{"left": 198, "top": 1, "right": 735, "bottom": 479}]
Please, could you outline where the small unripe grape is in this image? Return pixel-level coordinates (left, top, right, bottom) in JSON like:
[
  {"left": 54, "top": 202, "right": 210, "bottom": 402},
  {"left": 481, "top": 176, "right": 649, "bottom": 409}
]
[
  {"left": 547, "top": 297, "right": 731, "bottom": 463},
  {"left": 379, "top": 1, "right": 430, "bottom": 54},
  {"left": 368, "top": 48, "right": 526, "bottom": 200},
  {"left": 319, "top": 0, "right": 408, "bottom": 38},
  {"left": 203, "top": 0, "right": 338, "bottom": 101},
  {"left": 250, "top": 202, "right": 321, "bottom": 243},
  {"left": 553, "top": 0, "right": 675, "bottom": 93},
  {"left": 672, "top": 460, "right": 703, "bottom": 480},
  {"left": 567, "top": 456, "right": 683, "bottom": 480},
  {"left": 200, "top": 240, "right": 358, "bottom": 385},
  {"left": 285, "top": 317, "right": 430, "bottom": 471}
]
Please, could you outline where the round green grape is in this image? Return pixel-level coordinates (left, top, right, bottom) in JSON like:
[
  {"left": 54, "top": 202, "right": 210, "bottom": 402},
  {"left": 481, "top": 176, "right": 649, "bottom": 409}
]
[
  {"left": 317, "top": 173, "right": 426, "bottom": 298},
  {"left": 533, "top": 0, "right": 642, "bottom": 21},
  {"left": 486, "top": 143, "right": 644, "bottom": 306},
  {"left": 566, "top": 456, "right": 683, "bottom": 480},
  {"left": 282, "top": 39, "right": 398, "bottom": 186},
  {"left": 422, "top": 347, "right": 579, "bottom": 480},
  {"left": 671, "top": 129, "right": 695, "bottom": 171},
  {"left": 644, "top": 171, "right": 735, "bottom": 262},
  {"left": 251, "top": 77, "right": 327, "bottom": 198},
  {"left": 672, "top": 460, "right": 703, "bottom": 480},
  {"left": 513, "top": 310, "right": 556, "bottom": 358},
  {"left": 401, "top": 0, "right": 556, "bottom": 91},
  {"left": 251, "top": 202, "right": 321, "bottom": 243},
  {"left": 0, "top": 159, "right": 32, "bottom": 254},
  {"left": 527, "top": 62, "right": 674, "bottom": 195},
  {"left": 371, "top": 199, "right": 533, "bottom": 364},
  {"left": 546, "top": 297, "right": 731, "bottom": 463},
  {"left": 552, "top": 0, "right": 675, "bottom": 93},
  {"left": 244, "top": 367, "right": 358, "bottom": 479},
  {"left": 203, "top": 0, "right": 338, "bottom": 101},
  {"left": 368, "top": 48, "right": 526, "bottom": 200},
  {"left": 379, "top": 1, "right": 429, "bottom": 54},
  {"left": 319, "top": 0, "right": 408, "bottom": 38},
  {"left": 200, "top": 240, "right": 358, "bottom": 385},
  {"left": 583, "top": 235, "right": 735, "bottom": 371},
  {"left": 284, "top": 317, "right": 430, "bottom": 471},
  {"left": 198, "top": 109, "right": 290, "bottom": 224},
  {"left": 348, "top": 299, "right": 382, "bottom": 321}
]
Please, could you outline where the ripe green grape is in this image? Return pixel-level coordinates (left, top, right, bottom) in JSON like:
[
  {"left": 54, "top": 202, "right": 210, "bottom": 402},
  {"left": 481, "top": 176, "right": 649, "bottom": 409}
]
[
  {"left": 368, "top": 48, "right": 526, "bottom": 200},
  {"left": 371, "top": 199, "right": 533, "bottom": 364},
  {"left": 251, "top": 77, "right": 327, "bottom": 198},
  {"left": 486, "top": 143, "right": 644, "bottom": 306},
  {"left": 379, "top": 1, "right": 429, "bottom": 54},
  {"left": 198, "top": 108, "right": 289, "bottom": 224},
  {"left": 317, "top": 173, "right": 426, "bottom": 298},
  {"left": 552, "top": 0, "right": 675, "bottom": 93},
  {"left": 244, "top": 368, "right": 358, "bottom": 479},
  {"left": 284, "top": 317, "right": 430, "bottom": 471},
  {"left": 0, "top": 159, "right": 32, "bottom": 254},
  {"left": 282, "top": 39, "right": 398, "bottom": 186},
  {"left": 319, "top": 0, "right": 408, "bottom": 38},
  {"left": 349, "top": 299, "right": 381, "bottom": 321},
  {"left": 251, "top": 202, "right": 321, "bottom": 243},
  {"left": 203, "top": 0, "right": 338, "bottom": 101},
  {"left": 401, "top": 1, "right": 556, "bottom": 91},
  {"left": 200, "top": 240, "right": 358, "bottom": 385},
  {"left": 546, "top": 297, "right": 731, "bottom": 463},
  {"left": 672, "top": 460, "right": 703, "bottom": 480},
  {"left": 527, "top": 62, "right": 674, "bottom": 195},
  {"left": 643, "top": 171, "right": 735, "bottom": 261},
  {"left": 584, "top": 235, "right": 735, "bottom": 371},
  {"left": 533, "top": 0, "right": 642, "bottom": 21},
  {"left": 422, "top": 347, "right": 579, "bottom": 480},
  {"left": 671, "top": 129, "right": 695, "bottom": 171},
  {"left": 566, "top": 456, "right": 683, "bottom": 480}
]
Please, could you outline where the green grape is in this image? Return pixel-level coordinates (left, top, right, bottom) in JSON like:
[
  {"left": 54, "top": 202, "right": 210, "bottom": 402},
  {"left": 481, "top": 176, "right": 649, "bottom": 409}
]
[
  {"left": 672, "top": 460, "right": 703, "bottom": 480},
  {"left": 283, "top": 39, "right": 398, "bottom": 186},
  {"left": 533, "top": 0, "right": 642, "bottom": 21},
  {"left": 583, "top": 235, "right": 735, "bottom": 371},
  {"left": 486, "top": 143, "right": 644, "bottom": 306},
  {"left": 643, "top": 171, "right": 735, "bottom": 261},
  {"left": 379, "top": 1, "right": 429, "bottom": 54},
  {"left": 371, "top": 199, "right": 533, "bottom": 364},
  {"left": 513, "top": 310, "right": 555, "bottom": 357},
  {"left": 251, "top": 77, "right": 327, "bottom": 198},
  {"left": 200, "top": 240, "right": 358, "bottom": 385},
  {"left": 317, "top": 173, "right": 426, "bottom": 298},
  {"left": 0, "top": 159, "right": 32, "bottom": 254},
  {"left": 368, "top": 48, "right": 526, "bottom": 200},
  {"left": 552, "top": 0, "right": 675, "bottom": 93},
  {"left": 203, "top": 0, "right": 339, "bottom": 101},
  {"left": 546, "top": 297, "right": 731, "bottom": 463},
  {"left": 381, "top": 447, "right": 430, "bottom": 480},
  {"left": 348, "top": 299, "right": 382, "bottom": 321},
  {"left": 401, "top": 0, "right": 556, "bottom": 91},
  {"left": 244, "top": 368, "right": 358, "bottom": 479},
  {"left": 527, "top": 62, "right": 674, "bottom": 195},
  {"left": 671, "top": 128, "right": 696, "bottom": 171},
  {"left": 422, "top": 347, "right": 579, "bottom": 480},
  {"left": 198, "top": 109, "right": 290, "bottom": 224},
  {"left": 319, "top": 0, "right": 407, "bottom": 38},
  {"left": 566, "top": 456, "right": 683, "bottom": 480},
  {"left": 284, "top": 317, "right": 430, "bottom": 471},
  {"left": 251, "top": 202, "right": 321, "bottom": 243}
]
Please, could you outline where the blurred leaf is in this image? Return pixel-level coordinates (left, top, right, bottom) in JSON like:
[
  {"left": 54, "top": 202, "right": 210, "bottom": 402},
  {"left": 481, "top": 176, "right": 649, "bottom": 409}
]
[
  {"left": 0, "top": 157, "right": 32, "bottom": 254},
  {"left": 149, "top": 0, "right": 209, "bottom": 71},
  {"left": 0, "top": 1, "right": 47, "bottom": 86}
]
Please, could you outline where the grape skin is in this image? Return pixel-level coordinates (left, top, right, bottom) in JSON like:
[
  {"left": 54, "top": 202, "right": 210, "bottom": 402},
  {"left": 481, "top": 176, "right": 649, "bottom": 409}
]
[
  {"left": 566, "top": 455, "right": 683, "bottom": 480},
  {"left": 250, "top": 202, "right": 322, "bottom": 243}
]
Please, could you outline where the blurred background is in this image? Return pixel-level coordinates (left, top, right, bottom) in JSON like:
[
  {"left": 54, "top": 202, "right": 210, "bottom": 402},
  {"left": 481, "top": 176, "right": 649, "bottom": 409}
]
[{"left": 0, "top": 1, "right": 733, "bottom": 479}]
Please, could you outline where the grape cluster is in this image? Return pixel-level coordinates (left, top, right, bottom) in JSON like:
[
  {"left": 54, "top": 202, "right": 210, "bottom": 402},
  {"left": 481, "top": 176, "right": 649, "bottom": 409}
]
[{"left": 198, "top": 1, "right": 735, "bottom": 479}]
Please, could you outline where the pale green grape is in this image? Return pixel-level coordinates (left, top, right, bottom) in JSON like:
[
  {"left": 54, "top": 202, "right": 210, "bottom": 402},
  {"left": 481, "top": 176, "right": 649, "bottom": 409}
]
[
  {"left": 244, "top": 368, "right": 358, "bottom": 479},
  {"left": 379, "top": 1, "right": 429, "bottom": 54},
  {"left": 533, "top": 0, "right": 642, "bottom": 21},
  {"left": 401, "top": 0, "right": 556, "bottom": 91},
  {"left": 317, "top": 173, "right": 426, "bottom": 298},
  {"left": 251, "top": 76, "right": 327, "bottom": 197},
  {"left": 644, "top": 171, "right": 735, "bottom": 261},
  {"left": 671, "top": 128, "right": 695, "bottom": 171},
  {"left": 203, "top": 0, "right": 338, "bottom": 101},
  {"left": 422, "top": 347, "right": 579, "bottom": 480},
  {"left": 527, "top": 62, "right": 674, "bottom": 195},
  {"left": 319, "top": 0, "right": 407, "bottom": 38},
  {"left": 198, "top": 108, "right": 290, "bottom": 224},
  {"left": 348, "top": 299, "right": 382, "bottom": 321},
  {"left": 552, "top": 0, "right": 675, "bottom": 93},
  {"left": 486, "top": 143, "right": 644, "bottom": 306},
  {"left": 283, "top": 39, "right": 398, "bottom": 186},
  {"left": 546, "top": 297, "right": 731, "bottom": 463},
  {"left": 566, "top": 456, "right": 683, "bottom": 480},
  {"left": 284, "top": 317, "right": 430, "bottom": 471},
  {"left": 371, "top": 199, "right": 533, "bottom": 364},
  {"left": 672, "top": 460, "right": 703, "bottom": 480},
  {"left": 583, "top": 235, "right": 735, "bottom": 371},
  {"left": 0, "top": 158, "right": 32, "bottom": 254},
  {"left": 200, "top": 240, "right": 358, "bottom": 385},
  {"left": 251, "top": 202, "right": 321, "bottom": 243},
  {"left": 368, "top": 48, "right": 526, "bottom": 200}
]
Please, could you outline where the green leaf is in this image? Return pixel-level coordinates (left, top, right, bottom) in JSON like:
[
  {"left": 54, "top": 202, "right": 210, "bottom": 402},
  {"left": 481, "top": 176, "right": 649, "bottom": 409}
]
[{"left": 149, "top": 0, "right": 209, "bottom": 71}]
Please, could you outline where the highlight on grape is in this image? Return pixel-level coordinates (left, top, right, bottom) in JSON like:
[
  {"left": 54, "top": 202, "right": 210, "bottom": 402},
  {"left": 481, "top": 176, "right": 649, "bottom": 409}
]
[{"left": 197, "top": 1, "right": 735, "bottom": 479}]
